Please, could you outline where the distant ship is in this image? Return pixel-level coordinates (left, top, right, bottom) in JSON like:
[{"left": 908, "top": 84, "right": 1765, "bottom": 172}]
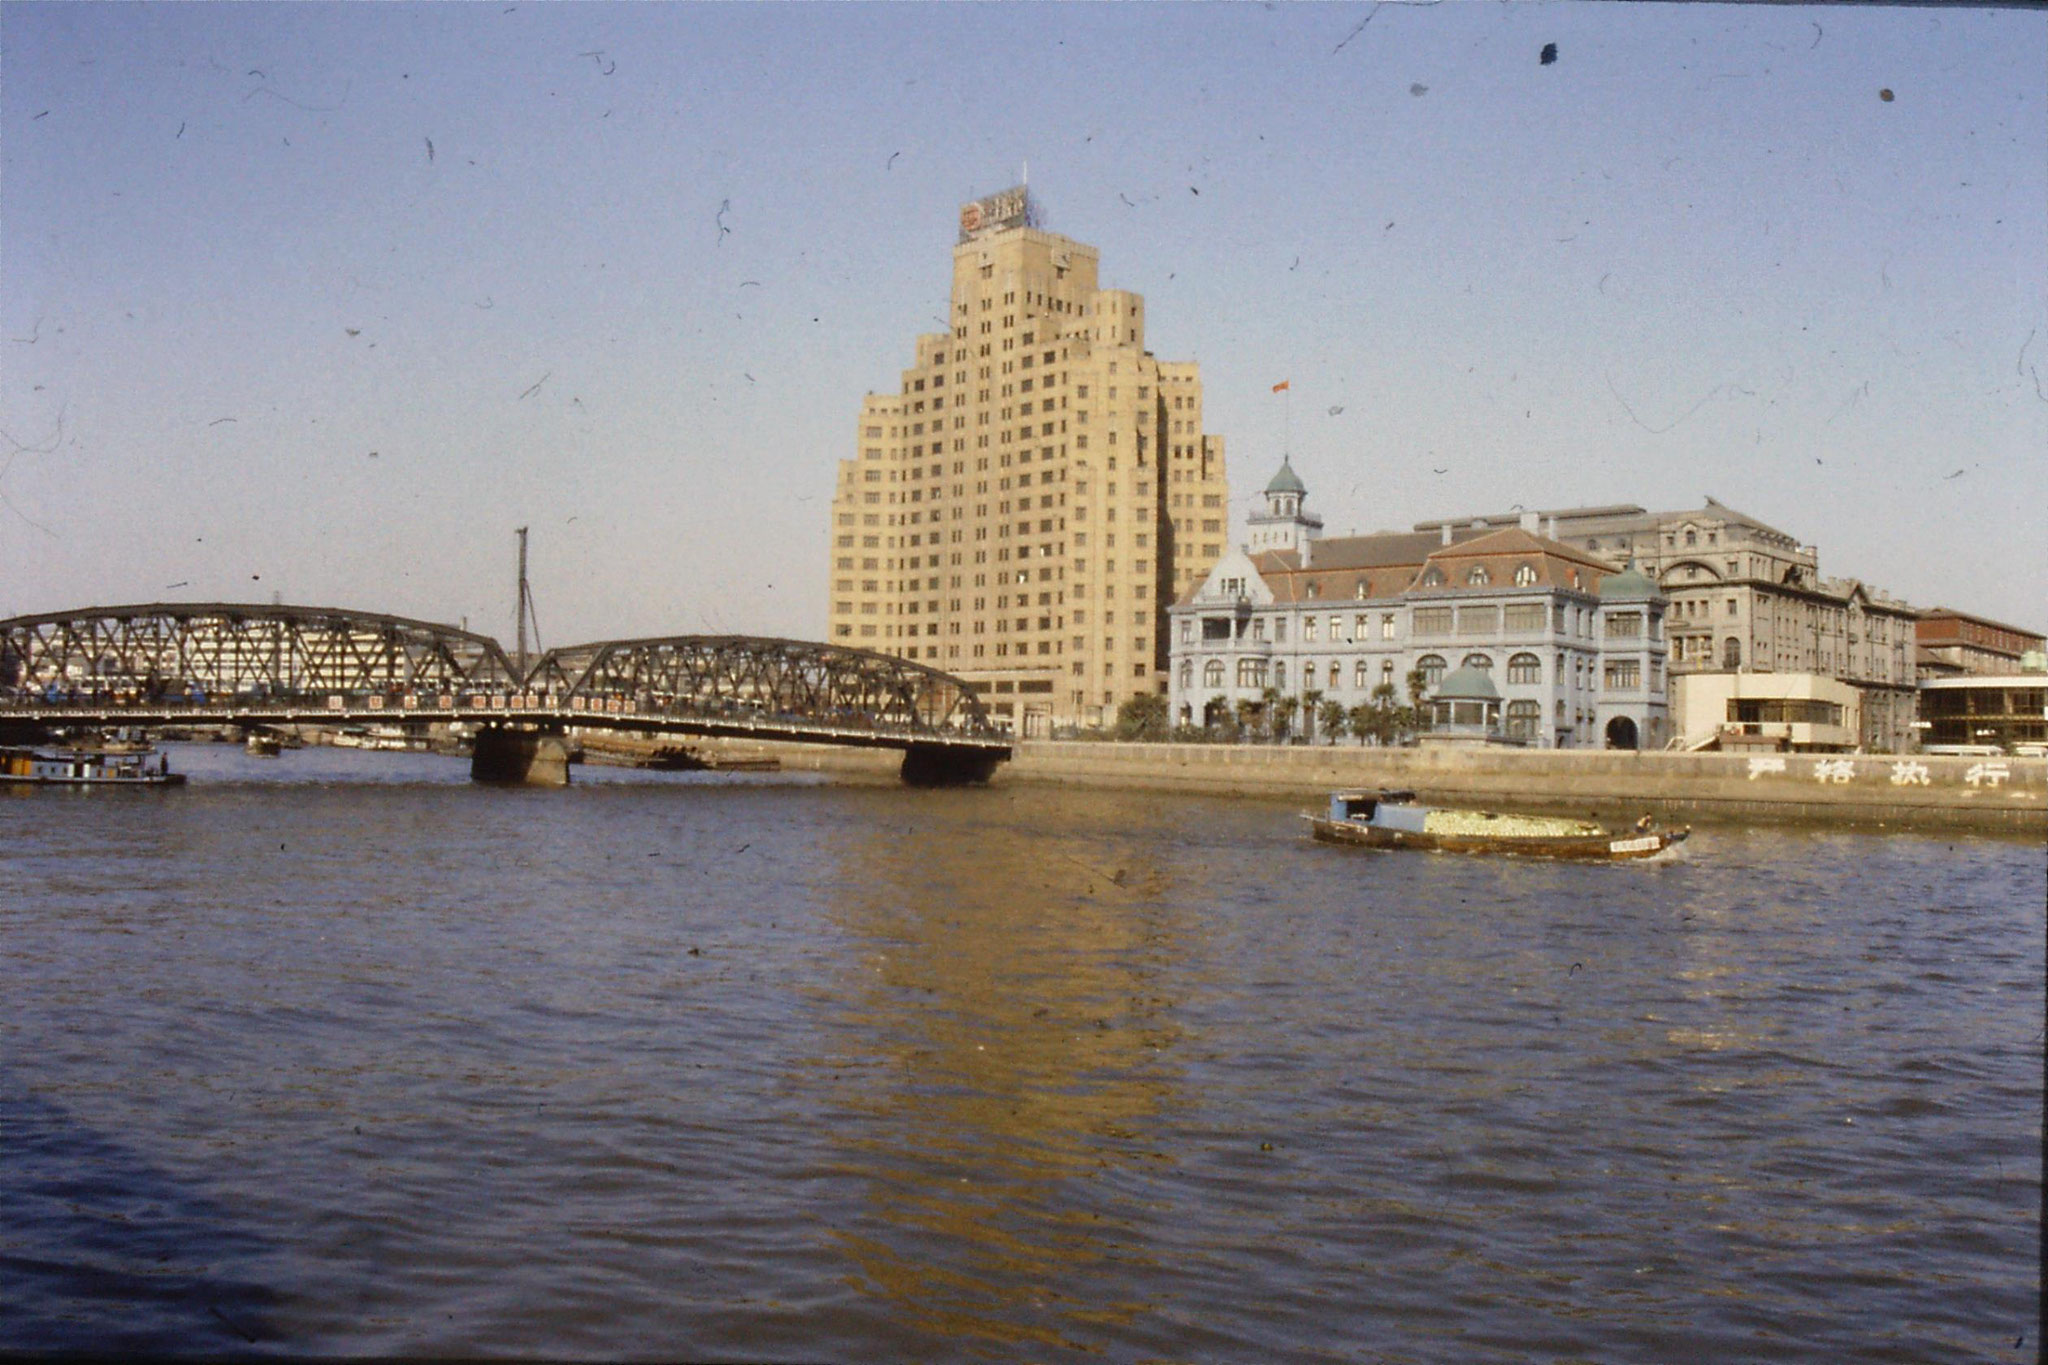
[{"left": 2, "top": 747, "right": 187, "bottom": 787}]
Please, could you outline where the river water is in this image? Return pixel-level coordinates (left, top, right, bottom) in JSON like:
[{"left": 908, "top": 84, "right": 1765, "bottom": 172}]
[{"left": 2, "top": 743, "right": 2040, "bottom": 1362}]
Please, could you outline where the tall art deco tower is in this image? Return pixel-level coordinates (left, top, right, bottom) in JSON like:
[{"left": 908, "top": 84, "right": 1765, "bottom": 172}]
[{"left": 826, "top": 186, "right": 1229, "bottom": 734}]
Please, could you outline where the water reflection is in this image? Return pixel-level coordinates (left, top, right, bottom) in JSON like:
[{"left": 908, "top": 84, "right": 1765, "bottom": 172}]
[{"left": 814, "top": 789, "right": 1191, "bottom": 1351}]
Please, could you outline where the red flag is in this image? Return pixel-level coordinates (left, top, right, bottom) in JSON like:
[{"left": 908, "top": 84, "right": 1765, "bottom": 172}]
[{"left": 1272, "top": 380, "right": 1290, "bottom": 393}]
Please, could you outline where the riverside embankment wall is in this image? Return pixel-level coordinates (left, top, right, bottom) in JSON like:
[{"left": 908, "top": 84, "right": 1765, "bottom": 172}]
[{"left": 998, "top": 742, "right": 2047, "bottom": 833}]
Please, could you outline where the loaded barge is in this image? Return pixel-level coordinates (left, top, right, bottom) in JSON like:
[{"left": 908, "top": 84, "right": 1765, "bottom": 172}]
[{"left": 1307, "top": 790, "right": 1685, "bottom": 861}]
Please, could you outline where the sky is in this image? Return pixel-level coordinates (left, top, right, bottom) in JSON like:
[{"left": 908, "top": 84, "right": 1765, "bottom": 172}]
[{"left": 3, "top": 2, "right": 2043, "bottom": 647}]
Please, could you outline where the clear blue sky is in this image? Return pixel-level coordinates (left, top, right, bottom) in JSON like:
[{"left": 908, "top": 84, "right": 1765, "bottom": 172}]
[{"left": 4, "top": 2, "right": 2043, "bottom": 643}]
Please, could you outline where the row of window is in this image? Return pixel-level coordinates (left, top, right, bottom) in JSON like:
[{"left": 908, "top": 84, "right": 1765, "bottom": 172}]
[
  {"left": 1186, "top": 602, "right": 1647, "bottom": 646},
  {"left": 1412, "top": 562, "right": 1543, "bottom": 588},
  {"left": 1177, "top": 651, "right": 1663, "bottom": 695}
]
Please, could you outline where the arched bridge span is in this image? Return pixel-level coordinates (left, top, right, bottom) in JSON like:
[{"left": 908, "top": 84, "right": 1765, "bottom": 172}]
[{"left": 0, "top": 603, "right": 1008, "bottom": 782}]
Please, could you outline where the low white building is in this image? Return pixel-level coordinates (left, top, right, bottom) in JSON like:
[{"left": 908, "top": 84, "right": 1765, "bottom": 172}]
[{"left": 1167, "top": 462, "right": 1670, "bottom": 749}]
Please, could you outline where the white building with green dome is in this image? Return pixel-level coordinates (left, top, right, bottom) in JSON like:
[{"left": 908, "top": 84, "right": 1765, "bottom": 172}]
[{"left": 1168, "top": 460, "right": 1672, "bottom": 748}]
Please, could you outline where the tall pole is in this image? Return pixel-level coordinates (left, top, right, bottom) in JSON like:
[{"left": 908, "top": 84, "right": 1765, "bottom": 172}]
[{"left": 515, "top": 526, "right": 530, "bottom": 680}]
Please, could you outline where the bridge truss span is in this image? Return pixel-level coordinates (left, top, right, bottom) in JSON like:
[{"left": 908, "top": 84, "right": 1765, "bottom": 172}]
[
  {"left": 1, "top": 604, "right": 1009, "bottom": 779},
  {"left": 530, "top": 634, "right": 1001, "bottom": 745},
  {"left": 0, "top": 602, "right": 521, "bottom": 705}
]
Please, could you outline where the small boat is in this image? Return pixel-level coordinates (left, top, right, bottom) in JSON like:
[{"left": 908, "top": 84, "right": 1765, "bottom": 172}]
[
  {"left": 246, "top": 733, "right": 283, "bottom": 757},
  {"left": 1306, "top": 790, "right": 1686, "bottom": 861},
  {"left": 1, "top": 746, "right": 187, "bottom": 788}
]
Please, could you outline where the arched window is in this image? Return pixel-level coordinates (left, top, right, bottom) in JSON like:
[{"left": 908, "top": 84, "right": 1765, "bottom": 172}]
[
  {"left": 1273, "top": 661, "right": 1287, "bottom": 689},
  {"left": 1463, "top": 653, "right": 1493, "bottom": 673},
  {"left": 1418, "top": 654, "right": 1447, "bottom": 687},
  {"left": 1467, "top": 565, "right": 1490, "bottom": 586},
  {"left": 1507, "top": 652, "right": 1542, "bottom": 684},
  {"left": 1178, "top": 659, "right": 1193, "bottom": 689},
  {"left": 1513, "top": 562, "right": 1538, "bottom": 586},
  {"left": 1302, "top": 662, "right": 1316, "bottom": 690},
  {"left": 1505, "top": 700, "right": 1541, "bottom": 739},
  {"left": 1723, "top": 636, "right": 1742, "bottom": 668},
  {"left": 1203, "top": 658, "right": 1224, "bottom": 688},
  {"left": 1420, "top": 566, "right": 1446, "bottom": 587},
  {"left": 1355, "top": 660, "right": 1370, "bottom": 689}
]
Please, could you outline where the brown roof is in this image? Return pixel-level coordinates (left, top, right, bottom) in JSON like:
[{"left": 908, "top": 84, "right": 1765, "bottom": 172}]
[
  {"left": 1293, "top": 528, "right": 1470, "bottom": 571},
  {"left": 1236, "top": 528, "right": 1624, "bottom": 604},
  {"left": 1915, "top": 606, "right": 2046, "bottom": 641}
]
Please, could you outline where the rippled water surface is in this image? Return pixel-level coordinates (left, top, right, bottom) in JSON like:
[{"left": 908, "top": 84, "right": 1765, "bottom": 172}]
[{"left": 3, "top": 744, "right": 2041, "bottom": 1361}]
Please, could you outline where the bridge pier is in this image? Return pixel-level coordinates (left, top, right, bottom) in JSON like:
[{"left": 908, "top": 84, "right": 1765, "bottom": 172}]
[
  {"left": 900, "top": 744, "right": 1001, "bottom": 787},
  {"left": 471, "top": 726, "right": 571, "bottom": 786}
]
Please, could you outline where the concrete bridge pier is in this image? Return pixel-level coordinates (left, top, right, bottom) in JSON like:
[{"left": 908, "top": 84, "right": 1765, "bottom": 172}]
[
  {"left": 900, "top": 744, "right": 1001, "bottom": 787},
  {"left": 471, "top": 726, "right": 571, "bottom": 786}
]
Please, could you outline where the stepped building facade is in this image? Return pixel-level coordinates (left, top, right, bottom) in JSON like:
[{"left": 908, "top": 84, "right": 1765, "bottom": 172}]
[{"left": 827, "top": 187, "right": 1229, "bottom": 735}]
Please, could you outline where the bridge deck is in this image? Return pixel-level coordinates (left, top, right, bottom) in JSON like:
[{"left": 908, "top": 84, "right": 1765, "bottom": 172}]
[{"left": 0, "top": 702, "right": 1010, "bottom": 756}]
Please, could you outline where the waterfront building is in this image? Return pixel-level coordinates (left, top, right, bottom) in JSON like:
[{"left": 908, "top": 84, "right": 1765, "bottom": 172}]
[
  {"left": 1917, "top": 674, "right": 2048, "bottom": 753},
  {"left": 826, "top": 186, "right": 1229, "bottom": 735},
  {"left": 1168, "top": 465, "right": 1669, "bottom": 749},
  {"left": 1415, "top": 500, "right": 1919, "bottom": 752},
  {"left": 1914, "top": 608, "right": 2045, "bottom": 677},
  {"left": 1673, "top": 671, "right": 1865, "bottom": 752}
]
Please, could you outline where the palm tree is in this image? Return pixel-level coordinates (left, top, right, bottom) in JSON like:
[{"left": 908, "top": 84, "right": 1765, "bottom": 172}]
[
  {"left": 1265, "top": 687, "right": 1298, "bottom": 742},
  {"left": 1299, "top": 688, "right": 1324, "bottom": 743},
  {"left": 1355, "top": 682, "right": 1400, "bottom": 747},
  {"left": 1318, "top": 697, "right": 1348, "bottom": 745},
  {"left": 1406, "top": 667, "right": 1434, "bottom": 736}
]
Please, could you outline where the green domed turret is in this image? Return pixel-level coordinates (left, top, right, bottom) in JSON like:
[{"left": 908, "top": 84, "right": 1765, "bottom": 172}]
[
  {"left": 1264, "top": 457, "right": 1307, "bottom": 497},
  {"left": 1434, "top": 665, "right": 1502, "bottom": 701},
  {"left": 1598, "top": 563, "right": 1660, "bottom": 599}
]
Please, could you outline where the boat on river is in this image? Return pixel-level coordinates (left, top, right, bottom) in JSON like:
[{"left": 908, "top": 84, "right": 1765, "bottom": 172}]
[
  {"left": 1306, "top": 790, "right": 1686, "bottom": 861},
  {"left": 1, "top": 746, "right": 187, "bottom": 788}
]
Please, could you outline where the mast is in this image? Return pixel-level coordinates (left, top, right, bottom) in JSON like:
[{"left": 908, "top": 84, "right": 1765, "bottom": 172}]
[{"left": 515, "top": 526, "right": 531, "bottom": 679}]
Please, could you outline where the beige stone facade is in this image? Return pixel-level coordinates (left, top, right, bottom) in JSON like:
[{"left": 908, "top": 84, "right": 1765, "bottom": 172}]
[
  {"left": 827, "top": 188, "right": 1228, "bottom": 734},
  {"left": 1417, "top": 500, "right": 1920, "bottom": 751}
]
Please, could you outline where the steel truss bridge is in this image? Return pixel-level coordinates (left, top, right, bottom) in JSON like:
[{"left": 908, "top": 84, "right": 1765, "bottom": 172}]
[{"left": 0, "top": 603, "right": 1009, "bottom": 784}]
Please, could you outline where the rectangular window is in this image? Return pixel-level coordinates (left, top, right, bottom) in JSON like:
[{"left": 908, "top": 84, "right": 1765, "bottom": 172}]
[
  {"left": 1603, "top": 659, "right": 1641, "bottom": 691},
  {"left": 1457, "top": 606, "right": 1500, "bottom": 636},
  {"left": 1605, "top": 612, "right": 1643, "bottom": 639},
  {"left": 1504, "top": 603, "right": 1546, "bottom": 633}
]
